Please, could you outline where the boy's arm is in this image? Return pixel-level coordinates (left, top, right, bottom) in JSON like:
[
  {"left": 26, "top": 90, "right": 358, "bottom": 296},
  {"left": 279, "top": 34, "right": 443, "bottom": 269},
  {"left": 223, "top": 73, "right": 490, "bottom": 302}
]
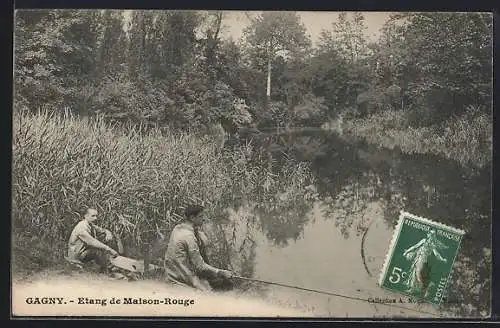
[
  {"left": 92, "top": 224, "right": 113, "bottom": 240},
  {"left": 78, "top": 231, "right": 113, "bottom": 252},
  {"left": 92, "top": 224, "right": 111, "bottom": 235},
  {"left": 185, "top": 233, "right": 221, "bottom": 277},
  {"left": 76, "top": 223, "right": 114, "bottom": 253}
]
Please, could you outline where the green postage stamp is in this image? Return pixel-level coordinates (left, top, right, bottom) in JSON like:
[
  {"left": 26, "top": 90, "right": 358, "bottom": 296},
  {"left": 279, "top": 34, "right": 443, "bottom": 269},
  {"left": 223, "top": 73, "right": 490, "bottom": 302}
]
[{"left": 379, "top": 211, "right": 466, "bottom": 306}]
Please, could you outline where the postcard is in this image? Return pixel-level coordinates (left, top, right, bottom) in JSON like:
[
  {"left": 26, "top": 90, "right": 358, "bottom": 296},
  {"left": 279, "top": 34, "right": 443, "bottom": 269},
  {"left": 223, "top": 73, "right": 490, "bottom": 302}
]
[{"left": 11, "top": 9, "right": 492, "bottom": 319}]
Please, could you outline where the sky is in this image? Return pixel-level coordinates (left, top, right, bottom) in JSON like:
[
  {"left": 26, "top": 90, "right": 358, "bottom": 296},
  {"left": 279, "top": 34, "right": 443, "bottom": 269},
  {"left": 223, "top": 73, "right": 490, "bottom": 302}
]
[
  {"left": 121, "top": 11, "right": 393, "bottom": 45},
  {"left": 218, "top": 11, "right": 394, "bottom": 45}
]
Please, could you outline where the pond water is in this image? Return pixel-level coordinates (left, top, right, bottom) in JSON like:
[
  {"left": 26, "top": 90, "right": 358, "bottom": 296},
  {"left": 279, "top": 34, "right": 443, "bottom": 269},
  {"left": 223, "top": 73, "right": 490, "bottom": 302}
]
[{"left": 222, "top": 130, "right": 491, "bottom": 318}]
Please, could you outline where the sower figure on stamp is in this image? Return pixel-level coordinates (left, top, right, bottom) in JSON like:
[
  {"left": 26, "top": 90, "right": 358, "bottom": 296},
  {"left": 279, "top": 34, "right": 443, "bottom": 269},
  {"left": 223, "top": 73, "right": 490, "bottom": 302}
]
[
  {"left": 403, "top": 229, "right": 448, "bottom": 297},
  {"left": 164, "top": 204, "right": 234, "bottom": 292},
  {"left": 67, "top": 208, "right": 120, "bottom": 273}
]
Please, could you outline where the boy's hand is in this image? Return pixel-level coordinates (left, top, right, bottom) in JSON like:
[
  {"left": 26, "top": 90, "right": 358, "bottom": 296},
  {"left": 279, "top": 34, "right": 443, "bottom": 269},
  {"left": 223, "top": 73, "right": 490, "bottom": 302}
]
[
  {"left": 106, "top": 247, "right": 119, "bottom": 257},
  {"left": 104, "top": 230, "right": 113, "bottom": 242},
  {"left": 218, "top": 269, "right": 234, "bottom": 280}
]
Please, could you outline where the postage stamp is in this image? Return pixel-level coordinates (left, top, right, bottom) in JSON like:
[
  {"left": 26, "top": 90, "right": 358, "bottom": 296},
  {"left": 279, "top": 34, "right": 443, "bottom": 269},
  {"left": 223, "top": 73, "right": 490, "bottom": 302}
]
[{"left": 378, "top": 211, "right": 466, "bottom": 306}]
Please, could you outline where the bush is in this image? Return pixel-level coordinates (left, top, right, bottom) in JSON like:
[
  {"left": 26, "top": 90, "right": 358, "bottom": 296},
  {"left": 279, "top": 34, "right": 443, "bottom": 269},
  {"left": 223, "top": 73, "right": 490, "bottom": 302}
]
[
  {"left": 439, "top": 106, "right": 492, "bottom": 166},
  {"left": 292, "top": 93, "right": 329, "bottom": 125},
  {"left": 339, "top": 108, "right": 492, "bottom": 168}
]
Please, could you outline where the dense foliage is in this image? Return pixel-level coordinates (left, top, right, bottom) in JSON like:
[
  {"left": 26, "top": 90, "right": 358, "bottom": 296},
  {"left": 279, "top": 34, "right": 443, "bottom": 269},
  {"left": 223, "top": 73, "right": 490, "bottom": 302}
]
[{"left": 15, "top": 10, "right": 492, "bottom": 135}]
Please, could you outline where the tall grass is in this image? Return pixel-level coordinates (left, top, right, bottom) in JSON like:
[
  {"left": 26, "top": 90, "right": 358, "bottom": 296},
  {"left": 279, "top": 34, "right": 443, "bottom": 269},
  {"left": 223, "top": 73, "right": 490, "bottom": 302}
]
[
  {"left": 12, "top": 108, "right": 224, "bottom": 271},
  {"left": 338, "top": 108, "right": 492, "bottom": 168},
  {"left": 12, "top": 109, "right": 315, "bottom": 274}
]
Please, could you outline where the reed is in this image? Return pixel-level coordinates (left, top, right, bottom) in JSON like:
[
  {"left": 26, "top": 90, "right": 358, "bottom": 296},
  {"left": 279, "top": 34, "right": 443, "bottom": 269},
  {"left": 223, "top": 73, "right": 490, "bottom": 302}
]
[
  {"left": 339, "top": 108, "right": 492, "bottom": 168},
  {"left": 12, "top": 108, "right": 315, "bottom": 274}
]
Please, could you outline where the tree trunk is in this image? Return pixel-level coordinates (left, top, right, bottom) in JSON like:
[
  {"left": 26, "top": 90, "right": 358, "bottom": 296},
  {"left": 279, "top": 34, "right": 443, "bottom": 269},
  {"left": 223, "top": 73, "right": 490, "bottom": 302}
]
[{"left": 267, "top": 56, "right": 272, "bottom": 99}]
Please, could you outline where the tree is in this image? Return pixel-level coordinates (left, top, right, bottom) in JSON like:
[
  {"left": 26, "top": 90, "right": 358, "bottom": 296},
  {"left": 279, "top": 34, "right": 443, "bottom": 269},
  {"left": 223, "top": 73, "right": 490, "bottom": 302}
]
[
  {"left": 312, "top": 13, "right": 371, "bottom": 114},
  {"left": 242, "top": 12, "right": 311, "bottom": 100},
  {"left": 198, "top": 11, "right": 224, "bottom": 82},
  {"left": 391, "top": 13, "right": 492, "bottom": 125},
  {"left": 308, "top": 50, "right": 350, "bottom": 114},
  {"left": 96, "top": 10, "right": 127, "bottom": 79},
  {"left": 321, "top": 12, "right": 369, "bottom": 64},
  {"left": 14, "top": 9, "right": 101, "bottom": 114},
  {"left": 127, "top": 11, "right": 155, "bottom": 81},
  {"left": 148, "top": 11, "right": 201, "bottom": 82}
]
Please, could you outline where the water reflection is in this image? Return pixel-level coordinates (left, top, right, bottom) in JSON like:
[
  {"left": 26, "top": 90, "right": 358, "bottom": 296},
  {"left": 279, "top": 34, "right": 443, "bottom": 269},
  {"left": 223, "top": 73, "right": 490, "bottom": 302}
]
[{"left": 218, "top": 130, "right": 491, "bottom": 317}]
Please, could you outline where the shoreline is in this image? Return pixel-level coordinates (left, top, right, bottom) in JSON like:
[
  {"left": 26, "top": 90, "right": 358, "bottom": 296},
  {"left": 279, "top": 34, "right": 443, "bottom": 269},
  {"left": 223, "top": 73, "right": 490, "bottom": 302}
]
[
  {"left": 321, "top": 111, "right": 492, "bottom": 169},
  {"left": 11, "top": 271, "right": 313, "bottom": 317},
  {"left": 11, "top": 270, "right": 448, "bottom": 318}
]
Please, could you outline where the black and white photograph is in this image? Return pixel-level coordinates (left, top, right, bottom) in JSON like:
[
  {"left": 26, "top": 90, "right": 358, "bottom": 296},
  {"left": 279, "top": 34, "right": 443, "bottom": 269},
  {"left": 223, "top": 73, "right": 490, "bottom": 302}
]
[{"left": 11, "top": 10, "right": 493, "bottom": 318}]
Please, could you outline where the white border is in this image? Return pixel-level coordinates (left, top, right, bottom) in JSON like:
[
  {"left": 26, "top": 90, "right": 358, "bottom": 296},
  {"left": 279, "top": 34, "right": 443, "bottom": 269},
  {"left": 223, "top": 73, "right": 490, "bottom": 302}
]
[{"left": 378, "top": 210, "right": 466, "bottom": 287}]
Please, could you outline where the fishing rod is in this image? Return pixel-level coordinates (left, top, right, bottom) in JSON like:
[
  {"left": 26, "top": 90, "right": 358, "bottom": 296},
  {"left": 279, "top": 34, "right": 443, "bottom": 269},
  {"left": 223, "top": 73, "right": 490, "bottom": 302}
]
[{"left": 232, "top": 275, "right": 444, "bottom": 317}]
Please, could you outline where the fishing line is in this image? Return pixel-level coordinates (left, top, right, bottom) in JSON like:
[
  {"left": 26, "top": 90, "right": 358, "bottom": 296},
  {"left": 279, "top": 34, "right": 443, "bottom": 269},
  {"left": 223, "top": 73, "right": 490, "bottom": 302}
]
[{"left": 233, "top": 275, "right": 444, "bottom": 317}]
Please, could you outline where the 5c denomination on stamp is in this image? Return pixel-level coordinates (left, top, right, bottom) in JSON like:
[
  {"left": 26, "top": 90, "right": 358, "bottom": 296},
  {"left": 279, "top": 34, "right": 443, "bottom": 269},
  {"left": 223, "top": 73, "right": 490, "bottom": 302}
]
[{"left": 379, "top": 211, "right": 465, "bottom": 306}]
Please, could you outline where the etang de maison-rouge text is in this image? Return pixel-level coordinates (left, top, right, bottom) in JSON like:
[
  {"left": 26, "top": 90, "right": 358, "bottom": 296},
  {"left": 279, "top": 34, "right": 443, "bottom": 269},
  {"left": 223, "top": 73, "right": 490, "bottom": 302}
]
[{"left": 25, "top": 296, "right": 196, "bottom": 307}]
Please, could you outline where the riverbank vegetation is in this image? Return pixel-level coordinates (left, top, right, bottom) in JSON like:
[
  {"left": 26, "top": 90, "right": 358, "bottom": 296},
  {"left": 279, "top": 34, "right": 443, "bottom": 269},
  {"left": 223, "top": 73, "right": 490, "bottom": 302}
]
[
  {"left": 318, "top": 12, "right": 492, "bottom": 168},
  {"left": 12, "top": 108, "right": 314, "bottom": 275},
  {"left": 329, "top": 106, "right": 492, "bottom": 168}
]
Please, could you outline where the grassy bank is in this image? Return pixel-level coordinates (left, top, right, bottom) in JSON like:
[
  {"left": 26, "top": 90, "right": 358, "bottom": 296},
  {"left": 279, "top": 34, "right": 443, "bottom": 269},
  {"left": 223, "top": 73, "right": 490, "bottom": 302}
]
[
  {"left": 11, "top": 271, "right": 439, "bottom": 318},
  {"left": 12, "top": 271, "right": 314, "bottom": 317},
  {"left": 12, "top": 109, "right": 314, "bottom": 274},
  {"left": 325, "top": 109, "right": 492, "bottom": 168}
]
